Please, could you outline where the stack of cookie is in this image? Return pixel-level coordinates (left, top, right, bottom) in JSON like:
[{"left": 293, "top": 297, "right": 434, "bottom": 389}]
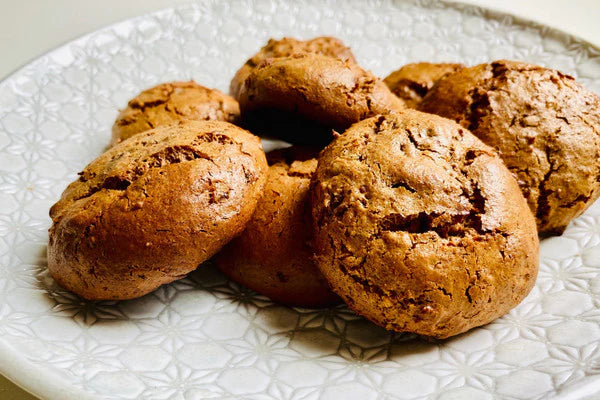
[{"left": 48, "top": 36, "right": 600, "bottom": 338}]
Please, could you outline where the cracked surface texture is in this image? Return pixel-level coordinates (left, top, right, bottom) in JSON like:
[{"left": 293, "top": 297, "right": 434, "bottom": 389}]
[
  {"left": 238, "top": 53, "right": 405, "bottom": 144},
  {"left": 311, "top": 111, "right": 539, "bottom": 338},
  {"left": 230, "top": 36, "right": 356, "bottom": 99},
  {"left": 111, "top": 81, "right": 240, "bottom": 146},
  {"left": 419, "top": 60, "right": 600, "bottom": 235},
  {"left": 48, "top": 120, "right": 268, "bottom": 300},
  {"left": 215, "top": 146, "right": 339, "bottom": 307},
  {"left": 384, "top": 62, "right": 465, "bottom": 108}
]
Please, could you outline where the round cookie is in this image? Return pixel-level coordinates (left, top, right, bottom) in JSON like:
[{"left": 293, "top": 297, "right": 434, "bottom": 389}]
[
  {"left": 311, "top": 111, "right": 539, "bottom": 339},
  {"left": 419, "top": 60, "right": 600, "bottom": 235},
  {"left": 112, "top": 81, "right": 240, "bottom": 146},
  {"left": 384, "top": 62, "right": 465, "bottom": 108},
  {"left": 239, "top": 53, "right": 405, "bottom": 144},
  {"left": 48, "top": 120, "right": 268, "bottom": 300},
  {"left": 230, "top": 36, "right": 356, "bottom": 99},
  {"left": 215, "top": 146, "right": 339, "bottom": 307}
]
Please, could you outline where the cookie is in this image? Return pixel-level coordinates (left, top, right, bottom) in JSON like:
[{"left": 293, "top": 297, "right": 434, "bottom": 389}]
[
  {"left": 311, "top": 111, "right": 539, "bottom": 339},
  {"left": 48, "top": 120, "right": 268, "bottom": 300},
  {"left": 419, "top": 60, "right": 600, "bottom": 235},
  {"left": 384, "top": 62, "right": 465, "bottom": 108},
  {"left": 215, "top": 146, "right": 339, "bottom": 307},
  {"left": 230, "top": 36, "right": 356, "bottom": 99},
  {"left": 238, "top": 54, "right": 405, "bottom": 144},
  {"left": 112, "top": 81, "right": 240, "bottom": 146}
]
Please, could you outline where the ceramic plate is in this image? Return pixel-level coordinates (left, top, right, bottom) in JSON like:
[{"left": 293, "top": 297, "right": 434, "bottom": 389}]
[{"left": 1, "top": 1, "right": 600, "bottom": 399}]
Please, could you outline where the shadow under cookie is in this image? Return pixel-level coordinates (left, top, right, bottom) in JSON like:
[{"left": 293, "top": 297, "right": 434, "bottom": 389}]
[{"left": 241, "top": 108, "right": 337, "bottom": 146}]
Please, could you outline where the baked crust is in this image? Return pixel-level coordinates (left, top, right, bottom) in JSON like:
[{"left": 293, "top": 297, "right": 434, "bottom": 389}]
[
  {"left": 112, "top": 81, "right": 240, "bottom": 145},
  {"left": 311, "top": 111, "right": 539, "bottom": 339},
  {"left": 49, "top": 120, "right": 268, "bottom": 300},
  {"left": 230, "top": 36, "right": 356, "bottom": 99},
  {"left": 384, "top": 62, "right": 465, "bottom": 108},
  {"left": 419, "top": 60, "right": 600, "bottom": 235},
  {"left": 238, "top": 54, "right": 405, "bottom": 144},
  {"left": 216, "top": 146, "right": 339, "bottom": 307}
]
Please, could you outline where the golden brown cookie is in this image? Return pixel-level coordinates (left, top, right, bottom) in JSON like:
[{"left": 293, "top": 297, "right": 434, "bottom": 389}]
[
  {"left": 48, "top": 120, "right": 268, "bottom": 300},
  {"left": 384, "top": 62, "right": 465, "bottom": 108},
  {"left": 311, "top": 111, "right": 539, "bottom": 339},
  {"left": 215, "top": 146, "right": 339, "bottom": 308},
  {"left": 419, "top": 60, "right": 600, "bottom": 235},
  {"left": 111, "top": 81, "right": 240, "bottom": 146},
  {"left": 239, "top": 53, "right": 405, "bottom": 145},
  {"left": 230, "top": 36, "right": 356, "bottom": 99}
]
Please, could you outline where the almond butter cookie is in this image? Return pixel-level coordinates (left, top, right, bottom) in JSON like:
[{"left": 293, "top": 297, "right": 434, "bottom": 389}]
[
  {"left": 112, "top": 81, "right": 240, "bottom": 145},
  {"left": 230, "top": 36, "right": 355, "bottom": 99},
  {"left": 384, "top": 62, "right": 465, "bottom": 108},
  {"left": 419, "top": 60, "right": 600, "bottom": 235},
  {"left": 239, "top": 54, "right": 404, "bottom": 144},
  {"left": 216, "top": 146, "right": 339, "bottom": 307},
  {"left": 311, "top": 111, "right": 539, "bottom": 339},
  {"left": 49, "top": 120, "right": 268, "bottom": 300}
]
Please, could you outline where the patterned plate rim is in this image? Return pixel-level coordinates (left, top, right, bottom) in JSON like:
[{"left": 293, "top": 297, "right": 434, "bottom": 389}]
[{"left": 1, "top": 1, "right": 599, "bottom": 399}]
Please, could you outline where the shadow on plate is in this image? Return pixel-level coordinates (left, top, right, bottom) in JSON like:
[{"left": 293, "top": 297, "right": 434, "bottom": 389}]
[{"left": 30, "top": 246, "right": 444, "bottom": 362}]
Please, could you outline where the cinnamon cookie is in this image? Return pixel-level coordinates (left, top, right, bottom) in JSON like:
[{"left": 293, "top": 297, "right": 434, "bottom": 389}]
[
  {"left": 215, "top": 146, "right": 339, "bottom": 307},
  {"left": 48, "top": 120, "right": 268, "bottom": 300},
  {"left": 239, "top": 54, "right": 404, "bottom": 144},
  {"left": 384, "top": 62, "right": 465, "bottom": 108},
  {"left": 311, "top": 111, "right": 539, "bottom": 339},
  {"left": 230, "top": 36, "right": 355, "bottom": 99},
  {"left": 112, "top": 81, "right": 240, "bottom": 145},
  {"left": 419, "top": 60, "right": 600, "bottom": 235}
]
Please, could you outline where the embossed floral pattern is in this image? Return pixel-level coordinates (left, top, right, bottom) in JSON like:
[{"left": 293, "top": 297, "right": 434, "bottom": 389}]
[{"left": 1, "top": 0, "right": 600, "bottom": 399}]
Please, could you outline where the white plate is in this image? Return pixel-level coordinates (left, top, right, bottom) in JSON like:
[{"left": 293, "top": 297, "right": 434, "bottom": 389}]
[{"left": 1, "top": 1, "right": 600, "bottom": 399}]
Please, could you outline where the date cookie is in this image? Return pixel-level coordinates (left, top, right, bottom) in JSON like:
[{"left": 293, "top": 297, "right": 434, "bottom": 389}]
[
  {"left": 215, "top": 146, "right": 339, "bottom": 307},
  {"left": 230, "top": 36, "right": 356, "bottom": 99},
  {"left": 419, "top": 60, "right": 600, "bottom": 235},
  {"left": 384, "top": 62, "right": 465, "bottom": 108},
  {"left": 311, "top": 111, "right": 539, "bottom": 339},
  {"left": 49, "top": 120, "right": 268, "bottom": 300},
  {"left": 239, "top": 53, "right": 404, "bottom": 144},
  {"left": 112, "top": 81, "right": 240, "bottom": 145}
]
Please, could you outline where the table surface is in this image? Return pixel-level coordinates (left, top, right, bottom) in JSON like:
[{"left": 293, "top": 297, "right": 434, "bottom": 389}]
[{"left": 1, "top": 0, "right": 599, "bottom": 398}]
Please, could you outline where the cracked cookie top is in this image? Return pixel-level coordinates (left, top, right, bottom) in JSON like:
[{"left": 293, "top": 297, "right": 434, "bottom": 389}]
[
  {"left": 238, "top": 53, "right": 405, "bottom": 144},
  {"left": 419, "top": 60, "right": 600, "bottom": 235},
  {"left": 48, "top": 120, "right": 268, "bottom": 300},
  {"left": 111, "top": 81, "right": 240, "bottom": 146},
  {"left": 215, "top": 146, "right": 339, "bottom": 307},
  {"left": 383, "top": 62, "right": 465, "bottom": 108},
  {"left": 230, "top": 36, "right": 356, "bottom": 99},
  {"left": 311, "top": 111, "right": 539, "bottom": 338}
]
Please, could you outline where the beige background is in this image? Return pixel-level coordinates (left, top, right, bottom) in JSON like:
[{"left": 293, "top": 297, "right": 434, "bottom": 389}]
[{"left": 1, "top": 0, "right": 599, "bottom": 398}]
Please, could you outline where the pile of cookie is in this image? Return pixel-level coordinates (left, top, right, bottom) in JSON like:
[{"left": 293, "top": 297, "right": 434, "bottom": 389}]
[{"left": 48, "top": 36, "right": 600, "bottom": 339}]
